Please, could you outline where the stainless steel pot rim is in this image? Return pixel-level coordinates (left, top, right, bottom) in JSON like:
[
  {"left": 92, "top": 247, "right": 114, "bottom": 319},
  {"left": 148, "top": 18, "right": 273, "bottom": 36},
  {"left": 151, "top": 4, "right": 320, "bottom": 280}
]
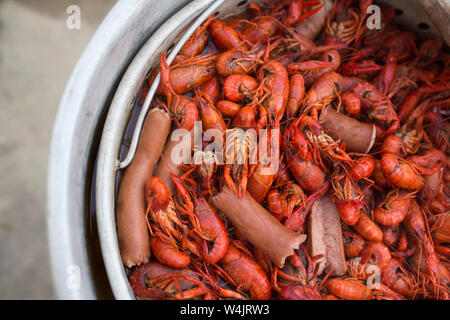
[{"left": 47, "top": 0, "right": 194, "bottom": 299}]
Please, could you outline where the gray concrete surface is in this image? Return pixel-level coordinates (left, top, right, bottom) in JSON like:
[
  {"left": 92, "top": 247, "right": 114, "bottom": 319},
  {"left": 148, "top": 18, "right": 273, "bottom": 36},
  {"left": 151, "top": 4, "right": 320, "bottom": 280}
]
[{"left": 0, "top": 0, "right": 116, "bottom": 299}]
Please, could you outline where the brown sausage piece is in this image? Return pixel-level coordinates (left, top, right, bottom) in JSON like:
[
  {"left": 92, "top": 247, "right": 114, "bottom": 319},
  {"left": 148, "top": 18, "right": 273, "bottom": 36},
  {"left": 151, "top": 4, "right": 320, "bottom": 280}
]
[
  {"left": 309, "top": 195, "right": 347, "bottom": 276},
  {"left": 155, "top": 129, "right": 193, "bottom": 195},
  {"left": 211, "top": 186, "right": 306, "bottom": 267},
  {"left": 117, "top": 108, "right": 172, "bottom": 268},
  {"left": 319, "top": 106, "right": 376, "bottom": 154}
]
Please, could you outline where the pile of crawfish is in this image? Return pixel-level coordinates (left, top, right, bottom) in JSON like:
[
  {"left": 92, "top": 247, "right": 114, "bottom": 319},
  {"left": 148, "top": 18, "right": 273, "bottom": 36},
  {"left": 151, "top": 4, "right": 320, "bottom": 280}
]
[{"left": 122, "top": 0, "right": 450, "bottom": 300}]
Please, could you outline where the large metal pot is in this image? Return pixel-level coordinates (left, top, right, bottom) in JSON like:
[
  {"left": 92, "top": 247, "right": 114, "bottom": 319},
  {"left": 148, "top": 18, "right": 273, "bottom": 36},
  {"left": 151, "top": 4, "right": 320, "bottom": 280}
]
[
  {"left": 48, "top": 0, "right": 448, "bottom": 300},
  {"left": 47, "top": 0, "right": 192, "bottom": 299}
]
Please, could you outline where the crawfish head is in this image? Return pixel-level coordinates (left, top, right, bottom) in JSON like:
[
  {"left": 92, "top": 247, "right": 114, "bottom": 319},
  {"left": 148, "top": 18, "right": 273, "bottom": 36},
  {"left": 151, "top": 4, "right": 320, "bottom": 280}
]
[
  {"left": 129, "top": 262, "right": 206, "bottom": 299},
  {"left": 353, "top": 82, "right": 399, "bottom": 135},
  {"left": 145, "top": 177, "right": 170, "bottom": 213},
  {"left": 396, "top": 124, "right": 423, "bottom": 155},
  {"left": 331, "top": 170, "right": 365, "bottom": 225},
  {"left": 325, "top": 8, "right": 360, "bottom": 45},
  {"left": 224, "top": 128, "right": 257, "bottom": 197},
  {"left": 283, "top": 122, "right": 311, "bottom": 161},
  {"left": 193, "top": 149, "right": 217, "bottom": 182}
]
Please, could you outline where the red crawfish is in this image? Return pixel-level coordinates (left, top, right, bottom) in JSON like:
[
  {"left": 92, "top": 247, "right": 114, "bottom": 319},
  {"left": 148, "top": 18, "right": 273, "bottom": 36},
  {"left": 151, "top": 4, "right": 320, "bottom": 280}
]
[
  {"left": 219, "top": 241, "right": 272, "bottom": 300},
  {"left": 377, "top": 32, "right": 417, "bottom": 95},
  {"left": 295, "top": 114, "right": 352, "bottom": 167},
  {"left": 397, "top": 81, "right": 450, "bottom": 122},
  {"left": 246, "top": 129, "right": 277, "bottom": 202},
  {"left": 396, "top": 107, "right": 425, "bottom": 156},
  {"left": 353, "top": 210, "right": 383, "bottom": 243},
  {"left": 257, "top": 60, "right": 290, "bottom": 125},
  {"left": 195, "top": 91, "right": 227, "bottom": 133},
  {"left": 331, "top": 168, "right": 365, "bottom": 226},
  {"left": 430, "top": 214, "right": 450, "bottom": 258},
  {"left": 282, "top": 117, "right": 327, "bottom": 192},
  {"left": 283, "top": 181, "right": 328, "bottom": 232},
  {"left": 240, "top": 16, "right": 279, "bottom": 44},
  {"left": 285, "top": 73, "right": 305, "bottom": 119},
  {"left": 129, "top": 261, "right": 213, "bottom": 300},
  {"left": 407, "top": 148, "right": 446, "bottom": 179},
  {"left": 349, "top": 156, "right": 375, "bottom": 181},
  {"left": 159, "top": 53, "right": 198, "bottom": 131},
  {"left": 341, "top": 91, "right": 361, "bottom": 115},
  {"left": 170, "top": 172, "right": 229, "bottom": 264},
  {"left": 208, "top": 19, "right": 244, "bottom": 50},
  {"left": 148, "top": 174, "right": 219, "bottom": 268},
  {"left": 360, "top": 242, "right": 392, "bottom": 270},
  {"left": 352, "top": 81, "right": 399, "bottom": 137},
  {"left": 340, "top": 59, "right": 383, "bottom": 77},
  {"left": 158, "top": 53, "right": 216, "bottom": 95},
  {"left": 179, "top": 15, "right": 214, "bottom": 59},
  {"left": 323, "top": 1, "right": 362, "bottom": 47},
  {"left": 144, "top": 177, "right": 193, "bottom": 268},
  {"left": 273, "top": 245, "right": 329, "bottom": 300},
  {"left": 280, "top": 285, "right": 322, "bottom": 300},
  {"left": 149, "top": 235, "right": 190, "bottom": 269},
  {"left": 288, "top": 49, "right": 341, "bottom": 87},
  {"left": 223, "top": 74, "right": 259, "bottom": 104},
  {"left": 382, "top": 225, "right": 403, "bottom": 248},
  {"left": 404, "top": 200, "right": 442, "bottom": 296},
  {"left": 224, "top": 126, "right": 257, "bottom": 198},
  {"left": 282, "top": 27, "right": 343, "bottom": 57},
  {"left": 303, "top": 71, "right": 344, "bottom": 117},
  {"left": 381, "top": 258, "right": 416, "bottom": 299},
  {"left": 326, "top": 278, "right": 372, "bottom": 300},
  {"left": 216, "top": 44, "right": 265, "bottom": 77},
  {"left": 384, "top": 62, "right": 436, "bottom": 102},
  {"left": 381, "top": 153, "right": 424, "bottom": 190},
  {"left": 267, "top": 182, "right": 306, "bottom": 222},
  {"left": 374, "top": 189, "right": 410, "bottom": 227},
  {"left": 192, "top": 193, "right": 229, "bottom": 264},
  {"left": 199, "top": 75, "right": 221, "bottom": 105},
  {"left": 343, "top": 229, "right": 365, "bottom": 258},
  {"left": 381, "top": 135, "right": 406, "bottom": 157},
  {"left": 216, "top": 100, "right": 241, "bottom": 118},
  {"left": 423, "top": 110, "right": 449, "bottom": 152}
]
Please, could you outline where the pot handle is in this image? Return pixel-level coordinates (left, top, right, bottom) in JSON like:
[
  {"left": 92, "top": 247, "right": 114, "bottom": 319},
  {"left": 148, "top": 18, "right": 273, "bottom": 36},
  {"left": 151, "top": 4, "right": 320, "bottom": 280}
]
[{"left": 118, "top": 0, "right": 226, "bottom": 169}]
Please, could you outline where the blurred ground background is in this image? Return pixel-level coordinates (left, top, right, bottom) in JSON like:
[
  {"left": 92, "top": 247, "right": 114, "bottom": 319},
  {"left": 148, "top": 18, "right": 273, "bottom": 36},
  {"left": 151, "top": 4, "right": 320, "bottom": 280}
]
[{"left": 0, "top": 0, "right": 116, "bottom": 299}]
